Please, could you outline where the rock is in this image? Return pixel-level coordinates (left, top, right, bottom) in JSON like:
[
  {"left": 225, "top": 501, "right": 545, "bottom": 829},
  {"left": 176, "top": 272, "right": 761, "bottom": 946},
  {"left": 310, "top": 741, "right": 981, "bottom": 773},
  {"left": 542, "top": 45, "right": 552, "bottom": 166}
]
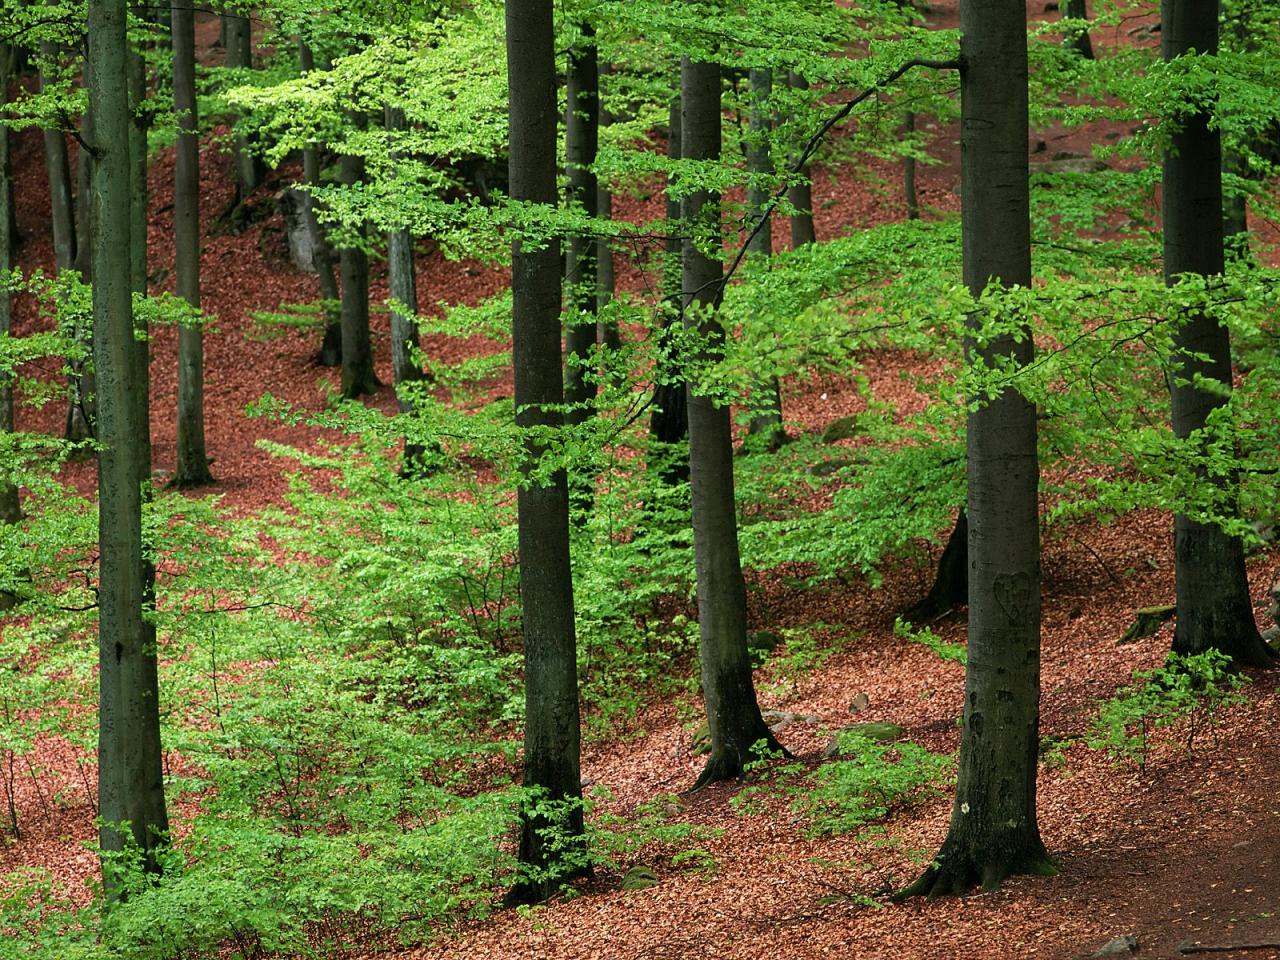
[
  {"left": 821, "top": 415, "right": 861, "bottom": 444},
  {"left": 1091, "top": 934, "right": 1138, "bottom": 956},
  {"left": 848, "top": 692, "right": 870, "bottom": 714},
  {"left": 747, "top": 630, "right": 782, "bottom": 654},
  {"left": 1033, "top": 157, "right": 1110, "bottom": 175},
  {"left": 761, "top": 709, "right": 820, "bottom": 734},
  {"left": 689, "top": 722, "right": 711, "bottom": 756},
  {"left": 808, "top": 458, "right": 856, "bottom": 477},
  {"left": 1263, "top": 625, "right": 1279, "bottom": 646},
  {"left": 1117, "top": 604, "right": 1175, "bottom": 645},
  {"left": 822, "top": 721, "right": 906, "bottom": 759},
  {"left": 621, "top": 865, "right": 660, "bottom": 892},
  {"left": 278, "top": 188, "right": 321, "bottom": 274}
]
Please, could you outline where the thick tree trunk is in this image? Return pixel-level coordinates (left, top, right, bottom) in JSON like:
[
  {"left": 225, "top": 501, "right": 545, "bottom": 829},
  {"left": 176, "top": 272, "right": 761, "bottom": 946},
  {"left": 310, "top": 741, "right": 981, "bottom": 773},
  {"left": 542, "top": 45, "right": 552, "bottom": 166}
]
[
  {"left": 564, "top": 26, "right": 599, "bottom": 428},
  {"left": 744, "top": 67, "right": 786, "bottom": 452},
  {"left": 88, "top": 0, "right": 169, "bottom": 889},
  {"left": 128, "top": 37, "right": 148, "bottom": 294},
  {"left": 298, "top": 43, "right": 341, "bottom": 367},
  {"left": 787, "top": 71, "right": 817, "bottom": 248},
  {"left": 223, "top": 6, "right": 263, "bottom": 202},
  {"left": 649, "top": 81, "right": 688, "bottom": 474},
  {"left": 504, "top": 0, "right": 586, "bottom": 905},
  {"left": 338, "top": 119, "right": 379, "bottom": 400},
  {"left": 682, "top": 54, "right": 782, "bottom": 789},
  {"left": 904, "top": 509, "right": 968, "bottom": 622},
  {"left": 1162, "top": 0, "right": 1274, "bottom": 668},
  {"left": 0, "top": 43, "right": 18, "bottom": 534},
  {"left": 172, "top": 0, "right": 212, "bottom": 486},
  {"left": 1062, "top": 0, "right": 1095, "bottom": 58},
  {"left": 900, "top": 0, "right": 1051, "bottom": 898}
]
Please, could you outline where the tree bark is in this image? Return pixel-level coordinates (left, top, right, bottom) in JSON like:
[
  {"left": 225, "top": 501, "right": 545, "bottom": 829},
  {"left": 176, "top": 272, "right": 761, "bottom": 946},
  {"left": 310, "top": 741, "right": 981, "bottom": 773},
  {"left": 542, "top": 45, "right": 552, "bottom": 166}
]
[
  {"left": 88, "top": 0, "right": 170, "bottom": 889},
  {"left": 900, "top": 0, "right": 1051, "bottom": 897},
  {"left": 1162, "top": 0, "right": 1274, "bottom": 668},
  {"left": 128, "top": 33, "right": 148, "bottom": 294},
  {"left": 172, "top": 0, "right": 212, "bottom": 486},
  {"left": 595, "top": 64, "right": 619, "bottom": 350},
  {"left": 682, "top": 54, "right": 782, "bottom": 789},
  {"left": 787, "top": 71, "right": 816, "bottom": 248},
  {"left": 744, "top": 67, "right": 786, "bottom": 451},
  {"left": 504, "top": 0, "right": 586, "bottom": 905},
  {"left": 1062, "top": 0, "right": 1094, "bottom": 58},
  {"left": 649, "top": 79, "right": 688, "bottom": 475},
  {"left": 298, "top": 43, "right": 342, "bottom": 367},
  {"left": 223, "top": 6, "right": 263, "bottom": 203},
  {"left": 904, "top": 509, "right": 968, "bottom": 622},
  {"left": 0, "top": 43, "right": 19, "bottom": 533},
  {"left": 564, "top": 25, "right": 599, "bottom": 429},
  {"left": 338, "top": 116, "right": 379, "bottom": 400}
]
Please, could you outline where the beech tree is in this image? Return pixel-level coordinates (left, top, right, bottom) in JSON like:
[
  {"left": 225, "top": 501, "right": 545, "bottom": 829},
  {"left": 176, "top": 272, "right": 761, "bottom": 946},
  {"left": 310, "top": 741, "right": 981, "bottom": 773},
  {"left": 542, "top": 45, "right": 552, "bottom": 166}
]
[
  {"left": 172, "top": 0, "right": 213, "bottom": 486},
  {"left": 298, "top": 43, "right": 342, "bottom": 367},
  {"left": 337, "top": 114, "right": 378, "bottom": 400},
  {"left": 505, "top": 0, "right": 586, "bottom": 903},
  {"left": 89, "top": 0, "right": 170, "bottom": 885},
  {"left": 0, "top": 41, "right": 17, "bottom": 539},
  {"left": 901, "top": 0, "right": 1051, "bottom": 895},
  {"left": 682, "top": 52, "right": 782, "bottom": 788},
  {"left": 223, "top": 5, "right": 263, "bottom": 204},
  {"left": 1161, "top": 0, "right": 1275, "bottom": 668},
  {"left": 563, "top": 22, "right": 599, "bottom": 429}
]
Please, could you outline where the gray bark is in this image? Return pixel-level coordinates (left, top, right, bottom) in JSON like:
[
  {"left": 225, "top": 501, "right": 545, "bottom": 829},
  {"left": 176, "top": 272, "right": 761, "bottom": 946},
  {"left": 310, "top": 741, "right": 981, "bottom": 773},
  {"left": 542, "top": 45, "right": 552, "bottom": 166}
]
[
  {"left": 223, "top": 7, "right": 263, "bottom": 202},
  {"left": 172, "top": 0, "right": 212, "bottom": 486},
  {"left": 744, "top": 67, "right": 786, "bottom": 451},
  {"left": 0, "top": 43, "right": 18, "bottom": 530},
  {"left": 901, "top": 0, "right": 1051, "bottom": 897},
  {"left": 1063, "top": 0, "right": 1095, "bottom": 58},
  {"left": 595, "top": 63, "right": 618, "bottom": 348},
  {"left": 88, "top": 0, "right": 169, "bottom": 888},
  {"left": 338, "top": 119, "right": 378, "bottom": 399},
  {"left": 128, "top": 36, "right": 148, "bottom": 294},
  {"left": 682, "top": 55, "right": 782, "bottom": 789},
  {"left": 298, "top": 43, "right": 341, "bottom": 366},
  {"left": 504, "top": 0, "right": 585, "bottom": 904},
  {"left": 385, "top": 107, "right": 423, "bottom": 409},
  {"left": 1162, "top": 0, "right": 1274, "bottom": 668},
  {"left": 649, "top": 81, "right": 687, "bottom": 465},
  {"left": 787, "top": 71, "right": 816, "bottom": 248},
  {"left": 563, "top": 26, "right": 599, "bottom": 429}
]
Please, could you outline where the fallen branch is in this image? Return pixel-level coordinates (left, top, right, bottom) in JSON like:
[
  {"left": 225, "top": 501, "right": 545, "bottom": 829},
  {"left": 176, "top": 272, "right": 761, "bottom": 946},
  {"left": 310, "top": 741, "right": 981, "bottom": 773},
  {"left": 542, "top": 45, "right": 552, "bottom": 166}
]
[{"left": 1178, "top": 940, "right": 1280, "bottom": 955}]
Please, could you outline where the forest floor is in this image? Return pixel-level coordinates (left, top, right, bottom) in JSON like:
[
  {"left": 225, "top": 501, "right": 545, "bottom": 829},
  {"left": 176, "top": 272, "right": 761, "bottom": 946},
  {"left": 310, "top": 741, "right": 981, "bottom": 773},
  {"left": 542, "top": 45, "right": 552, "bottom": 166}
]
[{"left": 4, "top": 6, "right": 1280, "bottom": 960}]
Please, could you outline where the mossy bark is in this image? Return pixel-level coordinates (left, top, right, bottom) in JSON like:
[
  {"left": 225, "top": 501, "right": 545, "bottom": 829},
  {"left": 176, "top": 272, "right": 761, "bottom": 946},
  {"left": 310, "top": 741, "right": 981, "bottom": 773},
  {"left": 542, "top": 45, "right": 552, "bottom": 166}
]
[{"left": 338, "top": 119, "right": 379, "bottom": 400}]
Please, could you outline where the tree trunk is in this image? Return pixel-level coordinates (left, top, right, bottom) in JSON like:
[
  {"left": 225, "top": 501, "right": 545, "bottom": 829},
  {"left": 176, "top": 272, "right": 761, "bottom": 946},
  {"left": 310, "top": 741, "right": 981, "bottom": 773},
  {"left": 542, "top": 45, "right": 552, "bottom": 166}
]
[
  {"left": 298, "top": 44, "right": 342, "bottom": 367},
  {"left": 649, "top": 80, "right": 688, "bottom": 475},
  {"left": 787, "top": 71, "right": 816, "bottom": 248},
  {"left": 128, "top": 34, "right": 148, "bottom": 294},
  {"left": 1062, "top": 0, "right": 1094, "bottom": 58},
  {"left": 564, "top": 25, "right": 599, "bottom": 429},
  {"left": 903, "top": 110, "right": 920, "bottom": 220},
  {"left": 1162, "top": 0, "right": 1274, "bottom": 669},
  {"left": 172, "top": 0, "right": 212, "bottom": 486},
  {"left": 682, "top": 54, "right": 782, "bottom": 789},
  {"left": 900, "top": 0, "right": 1051, "bottom": 897},
  {"left": 338, "top": 117, "right": 379, "bottom": 400},
  {"left": 0, "top": 43, "right": 19, "bottom": 534},
  {"left": 744, "top": 67, "right": 786, "bottom": 452},
  {"left": 504, "top": 0, "right": 586, "bottom": 905},
  {"left": 223, "top": 6, "right": 263, "bottom": 203},
  {"left": 88, "top": 0, "right": 170, "bottom": 889},
  {"left": 595, "top": 63, "right": 618, "bottom": 349},
  {"left": 904, "top": 509, "right": 968, "bottom": 623}
]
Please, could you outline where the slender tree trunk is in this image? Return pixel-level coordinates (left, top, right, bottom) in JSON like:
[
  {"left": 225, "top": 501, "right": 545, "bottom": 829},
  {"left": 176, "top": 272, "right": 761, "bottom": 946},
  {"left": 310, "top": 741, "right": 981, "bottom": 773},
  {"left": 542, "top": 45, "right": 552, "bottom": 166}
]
[
  {"left": 744, "top": 67, "right": 786, "bottom": 452},
  {"left": 682, "top": 54, "right": 782, "bottom": 789},
  {"left": 903, "top": 110, "right": 920, "bottom": 220},
  {"left": 88, "top": 0, "right": 169, "bottom": 889},
  {"left": 564, "top": 26, "right": 599, "bottom": 429},
  {"left": 595, "top": 63, "right": 618, "bottom": 349},
  {"left": 649, "top": 80, "right": 688, "bottom": 475},
  {"left": 384, "top": 105, "right": 428, "bottom": 469},
  {"left": 1220, "top": 8, "right": 1250, "bottom": 261},
  {"left": 1063, "top": 0, "right": 1095, "bottom": 59},
  {"left": 1162, "top": 0, "right": 1274, "bottom": 668},
  {"left": 503, "top": 0, "right": 586, "bottom": 905},
  {"left": 787, "top": 71, "right": 816, "bottom": 248},
  {"left": 0, "top": 43, "right": 19, "bottom": 536},
  {"left": 298, "top": 43, "right": 342, "bottom": 366},
  {"left": 900, "top": 0, "right": 1051, "bottom": 898},
  {"left": 223, "top": 6, "right": 263, "bottom": 203},
  {"left": 172, "top": 0, "right": 212, "bottom": 486},
  {"left": 338, "top": 121, "right": 379, "bottom": 399},
  {"left": 904, "top": 509, "right": 968, "bottom": 622}
]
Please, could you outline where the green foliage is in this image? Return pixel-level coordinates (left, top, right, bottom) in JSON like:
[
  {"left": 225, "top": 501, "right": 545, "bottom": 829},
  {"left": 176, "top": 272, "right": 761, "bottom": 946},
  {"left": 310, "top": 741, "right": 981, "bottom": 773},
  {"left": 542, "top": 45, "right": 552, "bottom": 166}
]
[
  {"left": 893, "top": 617, "right": 967, "bottom": 665},
  {"left": 1087, "top": 651, "right": 1249, "bottom": 770}
]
